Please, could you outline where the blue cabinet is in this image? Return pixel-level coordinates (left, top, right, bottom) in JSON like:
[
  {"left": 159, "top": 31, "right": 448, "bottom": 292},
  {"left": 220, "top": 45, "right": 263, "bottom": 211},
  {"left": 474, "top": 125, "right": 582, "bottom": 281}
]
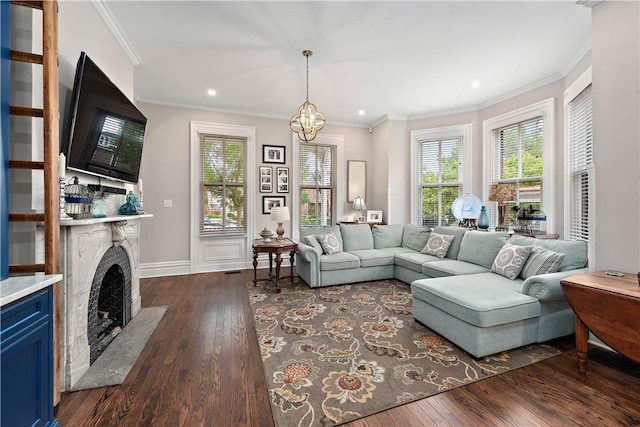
[{"left": 1, "top": 288, "right": 59, "bottom": 427}]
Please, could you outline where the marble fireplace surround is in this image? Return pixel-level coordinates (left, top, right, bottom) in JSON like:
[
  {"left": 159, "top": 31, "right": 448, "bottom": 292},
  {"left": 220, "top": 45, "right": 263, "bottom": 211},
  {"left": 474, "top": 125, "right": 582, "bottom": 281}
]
[{"left": 59, "top": 214, "right": 151, "bottom": 391}]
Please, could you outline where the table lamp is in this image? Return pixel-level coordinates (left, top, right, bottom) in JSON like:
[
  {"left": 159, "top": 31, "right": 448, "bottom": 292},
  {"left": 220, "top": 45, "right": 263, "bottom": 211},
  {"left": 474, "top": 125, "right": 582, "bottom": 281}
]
[
  {"left": 352, "top": 196, "right": 367, "bottom": 223},
  {"left": 270, "top": 206, "right": 290, "bottom": 241},
  {"left": 488, "top": 183, "right": 516, "bottom": 231}
]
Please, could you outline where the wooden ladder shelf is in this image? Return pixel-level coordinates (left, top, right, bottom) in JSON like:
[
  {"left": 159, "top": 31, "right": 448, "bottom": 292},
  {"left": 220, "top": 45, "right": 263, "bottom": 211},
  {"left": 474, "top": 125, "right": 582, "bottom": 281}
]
[{"left": 7, "top": 0, "right": 61, "bottom": 405}]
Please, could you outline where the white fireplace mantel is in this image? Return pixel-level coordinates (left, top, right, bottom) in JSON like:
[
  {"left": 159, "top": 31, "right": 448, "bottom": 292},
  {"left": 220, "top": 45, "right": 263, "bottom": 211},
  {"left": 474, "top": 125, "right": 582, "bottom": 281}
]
[{"left": 59, "top": 213, "right": 152, "bottom": 391}]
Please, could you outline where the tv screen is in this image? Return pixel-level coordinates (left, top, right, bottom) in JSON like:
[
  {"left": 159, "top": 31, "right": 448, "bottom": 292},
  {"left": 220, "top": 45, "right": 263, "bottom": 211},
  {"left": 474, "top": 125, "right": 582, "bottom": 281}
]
[{"left": 65, "top": 52, "right": 147, "bottom": 184}]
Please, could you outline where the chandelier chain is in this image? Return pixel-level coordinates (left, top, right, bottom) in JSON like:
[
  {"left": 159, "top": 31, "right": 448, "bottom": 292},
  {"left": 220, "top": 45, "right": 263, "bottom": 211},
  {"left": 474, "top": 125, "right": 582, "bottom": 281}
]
[{"left": 305, "top": 53, "right": 309, "bottom": 102}]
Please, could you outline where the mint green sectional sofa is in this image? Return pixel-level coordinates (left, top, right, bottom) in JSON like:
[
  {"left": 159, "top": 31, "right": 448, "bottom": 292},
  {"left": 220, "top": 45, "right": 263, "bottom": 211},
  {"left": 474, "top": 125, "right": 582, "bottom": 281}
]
[{"left": 297, "top": 223, "right": 588, "bottom": 358}]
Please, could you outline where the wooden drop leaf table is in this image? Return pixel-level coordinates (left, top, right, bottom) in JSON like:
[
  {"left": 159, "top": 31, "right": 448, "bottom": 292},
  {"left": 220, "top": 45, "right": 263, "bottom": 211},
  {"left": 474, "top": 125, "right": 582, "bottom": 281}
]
[{"left": 561, "top": 271, "right": 640, "bottom": 374}]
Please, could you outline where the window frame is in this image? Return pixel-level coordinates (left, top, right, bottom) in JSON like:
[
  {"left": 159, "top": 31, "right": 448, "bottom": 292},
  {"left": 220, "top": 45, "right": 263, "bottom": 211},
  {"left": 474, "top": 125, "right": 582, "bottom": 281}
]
[
  {"left": 189, "top": 121, "right": 256, "bottom": 273},
  {"left": 199, "top": 133, "right": 247, "bottom": 235},
  {"left": 483, "top": 98, "right": 556, "bottom": 232},
  {"left": 410, "top": 124, "right": 473, "bottom": 227},
  {"left": 291, "top": 133, "right": 344, "bottom": 242},
  {"left": 564, "top": 67, "right": 593, "bottom": 244}
]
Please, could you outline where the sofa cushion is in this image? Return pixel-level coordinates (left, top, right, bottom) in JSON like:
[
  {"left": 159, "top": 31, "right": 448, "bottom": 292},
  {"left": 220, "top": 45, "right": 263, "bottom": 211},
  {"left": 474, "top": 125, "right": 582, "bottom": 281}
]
[
  {"left": 319, "top": 252, "right": 361, "bottom": 271},
  {"left": 402, "top": 224, "right": 430, "bottom": 252},
  {"left": 457, "top": 231, "right": 510, "bottom": 269},
  {"left": 395, "top": 251, "right": 440, "bottom": 273},
  {"left": 491, "top": 243, "right": 533, "bottom": 280},
  {"left": 349, "top": 249, "right": 396, "bottom": 267},
  {"left": 411, "top": 276, "right": 539, "bottom": 328},
  {"left": 316, "top": 232, "right": 341, "bottom": 255},
  {"left": 519, "top": 246, "right": 565, "bottom": 279},
  {"left": 377, "top": 247, "right": 416, "bottom": 256},
  {"left": 302, "top": 235, "right": 323, "bottom": 253},
  {"left": 432, "top": 227, "right": 467, "bottom": 259},
  {"left": 340, "top": 224, "right": 374, "bottom": 251},
  {"left": 301, "top": 225, "right": 343, "bottom": 252},
  {"left": 421, "top": 232, "right": 454, "bottom": 258},
  {"left": 422, "top": 260, "right": 489, "bottom": 278},
  {"left": 372, "top": 224, "right": 404, "bottom": 249},
  {"left": 509, "top": 235, "right": 587, "bottom": 272}
]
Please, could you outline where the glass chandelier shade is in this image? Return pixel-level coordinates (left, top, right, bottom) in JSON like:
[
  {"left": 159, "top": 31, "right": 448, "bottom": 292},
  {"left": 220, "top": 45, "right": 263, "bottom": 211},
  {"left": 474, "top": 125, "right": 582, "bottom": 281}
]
[{"left": 290, "top": 50, "right": 326, "bottom": 143}]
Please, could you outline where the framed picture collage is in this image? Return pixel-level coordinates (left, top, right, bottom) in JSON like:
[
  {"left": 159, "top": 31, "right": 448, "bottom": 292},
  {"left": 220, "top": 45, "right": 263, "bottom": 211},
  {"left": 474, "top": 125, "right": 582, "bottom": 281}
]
[{"left": 261, "top": 145, "right": 288, "bottom": 214}]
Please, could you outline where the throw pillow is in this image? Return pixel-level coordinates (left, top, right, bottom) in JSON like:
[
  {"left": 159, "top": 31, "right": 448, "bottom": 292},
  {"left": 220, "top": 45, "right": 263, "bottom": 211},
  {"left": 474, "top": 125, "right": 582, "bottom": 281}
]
[
  {"left": 519, "top": 246, "right": 565, "bottom": 279},
  {"left": 421, "top": 232, "right": 454, "bottom": 259},
  {"left": 315, "top": 232, "right": 341, "bottom": 255},
  {"left": 302, "top": 235, "right": 323, "bottom": 253},
  {"left": 491, "top": 243, "right": 533, "bottom": 280}
]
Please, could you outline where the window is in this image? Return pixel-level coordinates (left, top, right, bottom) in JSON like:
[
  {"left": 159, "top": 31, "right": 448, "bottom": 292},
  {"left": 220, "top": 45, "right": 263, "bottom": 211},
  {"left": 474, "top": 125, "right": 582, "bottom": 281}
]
[
  {"left": 299, "top": 143, "right": 335, "bottom": 227},
  {"left": 566, "top": 82, "right": 592, "bottom": 242},
  {"left": 411, "top": 124, "right": 472, "bottom": 228},
  {"left": 417, "top": 136, "right": 462, "bottom": 227},
  {"left": 200, "top": 134, "right": 246, "bottom": 234},
  {"left": 483, "top": 98, "right": 555, "bottom": 231},
  {"left": 490, "top": 116, "right": 544, "bottom": 220}
]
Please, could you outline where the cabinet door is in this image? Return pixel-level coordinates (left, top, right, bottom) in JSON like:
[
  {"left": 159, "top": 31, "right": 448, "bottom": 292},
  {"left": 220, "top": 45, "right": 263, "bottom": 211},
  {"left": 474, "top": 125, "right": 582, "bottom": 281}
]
[{"left": 1, "top": 290, "right": 56, "bottom": 427}]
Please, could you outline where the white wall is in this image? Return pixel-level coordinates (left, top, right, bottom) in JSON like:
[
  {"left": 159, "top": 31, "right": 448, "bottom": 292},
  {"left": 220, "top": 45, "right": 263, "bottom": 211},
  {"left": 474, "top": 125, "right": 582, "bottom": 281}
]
[
  {"left": 137, "top": 101, "right": 371, "bottom": 270},
  {"left": 58, "top": 1, "right": 136, "bottom": 205},
  {"left": 591, "top": 0, "right": 640, "bottom": 272}
]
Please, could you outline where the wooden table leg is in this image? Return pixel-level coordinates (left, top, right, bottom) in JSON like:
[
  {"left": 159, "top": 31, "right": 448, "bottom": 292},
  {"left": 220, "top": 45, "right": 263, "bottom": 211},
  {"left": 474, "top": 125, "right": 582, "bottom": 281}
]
[
  {"left": 575, "top": 316, "right": 589, "bottom": 374},
  {"left": 289, "top": 250, "right": 296, "bottom": 281},
  {"left": 274, "top": 253, "right": 282, "bottom": 293},
  {"left": 252, "top": 248, "right": 258, "bottom": 286}
]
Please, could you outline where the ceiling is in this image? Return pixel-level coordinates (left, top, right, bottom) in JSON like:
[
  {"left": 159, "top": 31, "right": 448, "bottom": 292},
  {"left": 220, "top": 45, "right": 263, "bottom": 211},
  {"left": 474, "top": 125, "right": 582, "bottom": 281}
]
[{"left": 102, "top": 1, "right": 592, "bottom": 127}]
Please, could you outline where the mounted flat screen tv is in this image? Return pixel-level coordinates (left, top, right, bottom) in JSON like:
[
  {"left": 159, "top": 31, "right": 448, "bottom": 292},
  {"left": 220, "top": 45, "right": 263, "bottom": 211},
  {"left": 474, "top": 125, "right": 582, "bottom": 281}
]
[{"left": 64, "top": 52, "right": 146, "bottom": 184}]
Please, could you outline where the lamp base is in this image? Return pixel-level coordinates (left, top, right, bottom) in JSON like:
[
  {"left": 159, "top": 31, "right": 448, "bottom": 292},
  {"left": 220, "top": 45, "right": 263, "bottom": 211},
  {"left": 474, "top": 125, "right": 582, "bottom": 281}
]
[
  {"left": 497, "top": 203, "right": 510, "bottom": 231},
  {"left": 276, "top": 222, "right": 285, "bottom": 240}
]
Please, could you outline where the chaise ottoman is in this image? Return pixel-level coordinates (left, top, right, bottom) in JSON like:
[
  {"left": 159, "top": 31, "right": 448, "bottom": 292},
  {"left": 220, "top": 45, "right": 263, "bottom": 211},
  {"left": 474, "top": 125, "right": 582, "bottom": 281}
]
[{"left": 411, "top": 272, "right": 541, "bottom": 358}]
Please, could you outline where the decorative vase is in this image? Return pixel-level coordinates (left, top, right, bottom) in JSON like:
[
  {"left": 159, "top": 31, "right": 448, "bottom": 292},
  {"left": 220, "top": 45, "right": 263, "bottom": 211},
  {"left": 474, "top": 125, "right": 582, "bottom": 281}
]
[
  {"left": 478, "top": 206, "right": 489, "bottom": 230},
  {"left": 260, "top": 227, "right": 273, "bottom": 242}
]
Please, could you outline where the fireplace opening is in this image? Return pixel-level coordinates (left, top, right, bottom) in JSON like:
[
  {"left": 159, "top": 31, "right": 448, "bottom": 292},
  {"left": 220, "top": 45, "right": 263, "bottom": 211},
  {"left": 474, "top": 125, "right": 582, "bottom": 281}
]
[{"left": 88, "top": 246, "right": 132, "bottom": 364}]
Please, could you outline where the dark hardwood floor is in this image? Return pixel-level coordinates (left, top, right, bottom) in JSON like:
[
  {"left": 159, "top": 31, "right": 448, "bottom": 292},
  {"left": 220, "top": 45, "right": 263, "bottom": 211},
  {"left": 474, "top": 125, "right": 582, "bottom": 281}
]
[{"left": 56, "top": 271, "right": 640, "bottom": 426}]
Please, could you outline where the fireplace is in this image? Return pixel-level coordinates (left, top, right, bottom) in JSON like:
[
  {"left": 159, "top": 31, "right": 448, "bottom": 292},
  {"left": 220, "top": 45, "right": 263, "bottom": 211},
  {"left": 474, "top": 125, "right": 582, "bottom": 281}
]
[
  {"left": 60, "top": 216, "right": 146, "bottom": 391},
  {"left": 87, "top": 246, "right": 132, "bottom": 364}
]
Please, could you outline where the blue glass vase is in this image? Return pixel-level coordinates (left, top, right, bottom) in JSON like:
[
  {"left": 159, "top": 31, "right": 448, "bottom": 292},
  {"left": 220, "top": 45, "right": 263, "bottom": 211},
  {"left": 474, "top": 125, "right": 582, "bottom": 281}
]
[{"left": 478, "top": 206, "right": 490, "bottom": 230}]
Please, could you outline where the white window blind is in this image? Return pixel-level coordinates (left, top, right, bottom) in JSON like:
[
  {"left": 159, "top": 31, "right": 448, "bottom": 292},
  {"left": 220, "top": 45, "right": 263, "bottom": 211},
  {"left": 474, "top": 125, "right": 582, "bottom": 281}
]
[
  {"left": 568, "top": 84, "right": 592, "bottom": 242},
  {"left": 490, "top": 116, "right": 543, "bottom": 227},
  {"left": 200, "top": 134, "right": 246, "bottom": 234},
  {"left": 418, "top": 136, "right": 462, "bottom": 227},
  {"left": 299, "top": 143, "right": 335, "bottom": 227}
]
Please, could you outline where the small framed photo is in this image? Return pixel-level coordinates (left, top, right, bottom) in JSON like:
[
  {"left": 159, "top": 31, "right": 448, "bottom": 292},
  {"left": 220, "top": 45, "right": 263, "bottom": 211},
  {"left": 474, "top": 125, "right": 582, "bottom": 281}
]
[
  {"left": 263, "top": 145, "right": 286, "bottom": 164},
  {"left": 366, "top": 210, "right": 383, "bottom": 223},
  {"left": 259, "top": 166, "right": 272, "bottom": 193},
  {"left": 263, "top": 196, "right": 286, "bottom": 214},
  {"left": 276, "top": 167, "right": 289, "bottom": 193}
]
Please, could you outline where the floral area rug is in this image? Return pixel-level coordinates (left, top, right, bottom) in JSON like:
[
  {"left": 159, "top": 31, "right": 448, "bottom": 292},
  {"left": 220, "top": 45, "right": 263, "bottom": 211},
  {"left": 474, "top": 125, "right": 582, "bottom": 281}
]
[{"left": 247, "top": 279, "right": 560, "bottom": 427}]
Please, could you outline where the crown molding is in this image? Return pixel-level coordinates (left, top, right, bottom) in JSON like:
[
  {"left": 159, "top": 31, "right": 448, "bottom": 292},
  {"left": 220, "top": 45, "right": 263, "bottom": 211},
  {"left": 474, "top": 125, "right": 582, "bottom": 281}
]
[{"left": 90, "top": 0, "right": 142, "bottom": 66}]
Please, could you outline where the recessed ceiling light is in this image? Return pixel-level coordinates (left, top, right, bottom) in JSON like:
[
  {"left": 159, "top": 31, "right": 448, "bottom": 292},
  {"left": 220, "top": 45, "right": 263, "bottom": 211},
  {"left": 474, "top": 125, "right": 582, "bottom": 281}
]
[
  {"left": 207, "top": 89, "right": 217, "bottom": 96},
  {"left": 358, "top": 110, "right": 366, "bottom": 116},
  {"left": 470, "top": 81, "right": 480, "bottom": 89}
]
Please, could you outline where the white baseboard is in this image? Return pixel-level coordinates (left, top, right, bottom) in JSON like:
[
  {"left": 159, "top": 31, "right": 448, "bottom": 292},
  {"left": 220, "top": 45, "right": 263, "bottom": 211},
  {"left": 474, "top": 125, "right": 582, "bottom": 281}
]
[
  {"left": 139, "top": 255, "right": 294, "bottom": 279},
  {"left": 139, "top": 260, "right": 191, "bottom": 278}
]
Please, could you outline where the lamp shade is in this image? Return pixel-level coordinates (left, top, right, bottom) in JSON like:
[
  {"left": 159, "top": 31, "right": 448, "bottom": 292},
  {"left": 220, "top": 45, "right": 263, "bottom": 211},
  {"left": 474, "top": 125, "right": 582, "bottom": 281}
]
[
  {"left": 488, "top": 183, "right": 516, "bottom": 202},
  {"left": 352, "top": 196, "right": 367, "bottom": 211},
  {"left": 270, "top": 206, "right": 290, "bottom": 222}
]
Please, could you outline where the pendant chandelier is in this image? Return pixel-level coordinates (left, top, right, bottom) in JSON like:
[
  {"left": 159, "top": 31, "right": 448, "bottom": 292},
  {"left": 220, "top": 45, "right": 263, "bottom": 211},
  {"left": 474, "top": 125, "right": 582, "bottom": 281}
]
[{"left": 290, "top": 50, "right": 326, "bottom": 143}]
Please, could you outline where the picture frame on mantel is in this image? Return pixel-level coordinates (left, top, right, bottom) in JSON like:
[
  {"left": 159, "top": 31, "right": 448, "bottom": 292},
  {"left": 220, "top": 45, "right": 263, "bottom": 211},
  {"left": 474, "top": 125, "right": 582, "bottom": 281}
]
[{"left": 263, "top": 145, "right": 286, "bottom": 164}]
